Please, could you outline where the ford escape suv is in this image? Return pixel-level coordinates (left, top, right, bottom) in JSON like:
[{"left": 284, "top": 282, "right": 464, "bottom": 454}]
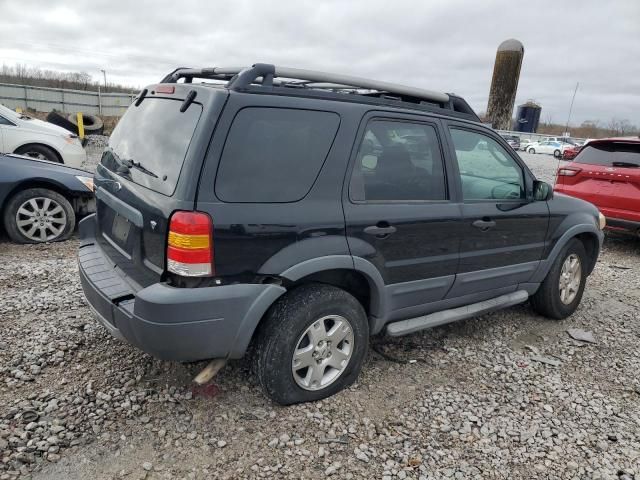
[{"left": 78, "top": 64, "right": 605, "bottom": 405}]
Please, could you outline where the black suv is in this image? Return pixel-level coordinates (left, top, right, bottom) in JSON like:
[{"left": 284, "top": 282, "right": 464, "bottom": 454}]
[{"left": 78, "top": 64, "right": 604, "bottom": 405}]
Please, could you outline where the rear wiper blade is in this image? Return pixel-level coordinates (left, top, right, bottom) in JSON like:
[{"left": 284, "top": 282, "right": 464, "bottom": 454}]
[
  {"left": 612, "top": 161, "right": 639, "bottom": 168},
  {"left": 121, "top": 159, "right": 159, "bottom": 178}
]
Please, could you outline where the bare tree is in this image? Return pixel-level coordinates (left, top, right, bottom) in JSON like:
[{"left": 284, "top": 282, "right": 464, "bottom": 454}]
[{"left": 0, "top": 63, "right": 137, "bottom": 93}]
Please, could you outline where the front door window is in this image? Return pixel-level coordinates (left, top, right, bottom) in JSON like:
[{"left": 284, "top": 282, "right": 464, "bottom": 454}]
[{"left": 449, "top": 128, "right": 525, "bottom": 201}]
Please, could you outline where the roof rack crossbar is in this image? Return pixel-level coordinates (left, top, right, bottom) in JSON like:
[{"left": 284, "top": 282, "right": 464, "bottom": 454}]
[
  {"left": 160, "top": 67, "right": 244, "bottom": 84},
  {"left": 161, "top": 63, "right": 450, "bottom": 105}
]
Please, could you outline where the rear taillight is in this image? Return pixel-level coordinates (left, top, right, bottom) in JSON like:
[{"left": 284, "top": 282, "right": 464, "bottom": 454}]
[
  {"left": 557, "top": 167, "right": 582, "bottom": 177},
  {"left": 167, "top": 211, "right": 214, "bottom": 277}
]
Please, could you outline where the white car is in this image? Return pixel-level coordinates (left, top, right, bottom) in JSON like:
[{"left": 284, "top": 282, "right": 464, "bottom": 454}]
[
  {"left": 0, "top": 104, "right": 86, "bottom": 167},
  {"left": 520, "top": 139, "right": 534, "bottom": 151},
  {"left": 525, "top": 140, "right": 566, "bottom": 158}
]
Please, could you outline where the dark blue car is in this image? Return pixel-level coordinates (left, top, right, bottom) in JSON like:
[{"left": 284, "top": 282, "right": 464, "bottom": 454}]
[{"left": 0, "top": 154, "right": 95, "bottom": 243}]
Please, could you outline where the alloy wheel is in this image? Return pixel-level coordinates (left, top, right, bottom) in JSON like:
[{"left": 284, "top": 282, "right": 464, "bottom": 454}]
[
  {"left": 559, "top": 253, "right": 582, "bottom": 305},
  {"left": 15, "top": 197, "right": 67, "bottom": 242},
  {"left": 291, "top": 315, "right": 354, "bottom": 391},
  {"left": 23, "top": 151, "right": 48, "bottom": 160}
]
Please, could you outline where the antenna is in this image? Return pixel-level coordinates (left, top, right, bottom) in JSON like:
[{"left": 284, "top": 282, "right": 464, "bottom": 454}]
[
  {"left": 563, "top": 82, "right": 579, "bottom": 137},
  {"left": 554, "top": 82, "right": 579, "bottom": 188}
]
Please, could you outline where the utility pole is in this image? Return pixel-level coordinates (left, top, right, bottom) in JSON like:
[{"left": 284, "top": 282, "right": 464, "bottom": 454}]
[
  {"left": 564, "top": 82, "right": 579, "bottom": 137},
  {"left": 100, "top": 69, "right": 107, "bottom": 92}
]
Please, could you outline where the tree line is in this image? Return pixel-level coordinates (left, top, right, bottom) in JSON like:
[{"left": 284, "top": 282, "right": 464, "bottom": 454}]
[
  {"left": 478, "top": 111, "right": 639, "bottom": 139},
  {"left": 0, "top": 64, "right": 138, "bottom": 94},
  {"left": 536, "top": 118, "right": 639, "bottom": 139}
]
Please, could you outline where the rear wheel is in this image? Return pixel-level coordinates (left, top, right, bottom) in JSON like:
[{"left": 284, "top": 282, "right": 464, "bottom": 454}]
[
  {"left": 3, "top": 188, "right": 75, "bottom": 244},
  {"left": 528, "top": 148, "right": 536, "bottom": 154},
  {"left": 253, "top": 284, "right": 368, "bottom": 405},
  {"left": 15, "top": 144, "right": 60, "bottom": 163},
  {"left": 554, "top": 149, "right": 561, "bottom": 158},
  {"left": 531, "top": 239, "right": 588, "bottom": 319}
]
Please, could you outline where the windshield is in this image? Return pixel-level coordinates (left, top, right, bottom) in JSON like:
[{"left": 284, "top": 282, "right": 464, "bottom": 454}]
[
  {"left": 101, "top": 98, "right": 202, "bottom": 196},
  {"left": 575, "top": 142, "right": 640, "bottom": 167}
]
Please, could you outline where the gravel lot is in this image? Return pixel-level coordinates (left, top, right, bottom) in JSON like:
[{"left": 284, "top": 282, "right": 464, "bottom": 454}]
[{"left": 1, "top": 151, "right": 639, "bottom": 480}]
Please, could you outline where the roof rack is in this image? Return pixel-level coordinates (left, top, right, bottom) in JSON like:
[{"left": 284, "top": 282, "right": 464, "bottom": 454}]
[{"left": 160, "top": 63, "right": 479, "bottom": 120}]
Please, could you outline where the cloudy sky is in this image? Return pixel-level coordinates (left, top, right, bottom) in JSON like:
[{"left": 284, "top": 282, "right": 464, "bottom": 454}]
[{"left": 1, "top": 0, "right": 639, "bottom": 127}]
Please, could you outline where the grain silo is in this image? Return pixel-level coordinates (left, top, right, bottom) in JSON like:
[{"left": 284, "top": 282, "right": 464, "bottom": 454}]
[{"left": 486, "top": 39, "right": 524, "bottom": 130}]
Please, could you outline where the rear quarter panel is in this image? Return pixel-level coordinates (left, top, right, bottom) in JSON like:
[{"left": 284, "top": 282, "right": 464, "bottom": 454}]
[{"left": 195, "top": 93, "right": 367, "bottom": 278}]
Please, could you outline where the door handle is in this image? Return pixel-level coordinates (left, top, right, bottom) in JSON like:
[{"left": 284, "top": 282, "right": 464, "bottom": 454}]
[
  {"left": 472, "top": 218, "right": 496, "bottom": 231},
  {"left": 364, "top": 223, "right": 397, "bottom": 237}
]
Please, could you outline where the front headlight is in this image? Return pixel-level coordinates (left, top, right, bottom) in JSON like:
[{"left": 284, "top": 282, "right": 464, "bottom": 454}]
[
  {"left": 75, "top": 175, "right": 94, "bottom": 192},
  {"left": 598, "top": 212, "right": 606, "bottom": 230},
  {"left": 63, "top": 133, "right": 80, "bottom": 145}
]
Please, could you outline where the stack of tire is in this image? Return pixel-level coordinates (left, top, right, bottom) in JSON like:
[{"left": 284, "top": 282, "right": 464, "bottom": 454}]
[{"left": 46, "top": 111, "right": 104, "bottom": 137}]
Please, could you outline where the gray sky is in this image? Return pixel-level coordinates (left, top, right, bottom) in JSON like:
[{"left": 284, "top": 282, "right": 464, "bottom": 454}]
[{"left": 1, "top": 0, "right": 639, "bottom": 127}]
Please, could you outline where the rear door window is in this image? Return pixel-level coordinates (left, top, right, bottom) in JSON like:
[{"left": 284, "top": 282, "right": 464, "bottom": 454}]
[
  {"left": 575, "top": 143, "right": 640, "bottom": 167},
  {"left": 101, "top": 98, "right": 202, "bottom": 196},
  {"left": 349, "top": 120, "right": 448, "bottom": 201},
  {"left": 215, "top": 108, "right": 340, "bottom": 203}
]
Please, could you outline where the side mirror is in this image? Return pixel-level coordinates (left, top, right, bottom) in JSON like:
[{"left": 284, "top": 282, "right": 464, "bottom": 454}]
[{"left": 533, "top": 180, "right": 553, "bottom": 201}]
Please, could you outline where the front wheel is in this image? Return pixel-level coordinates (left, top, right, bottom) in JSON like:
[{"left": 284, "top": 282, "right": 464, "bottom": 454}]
[
  {"left": 528, "top": 148, "right": 536, "bottom": 154},
  {"left": 554, "top": 149, "right": 561, "bottom": 158},
  {"left": 15, "top": 144, "right": 60, "bottom": 163},
  {"left": 531, "top": 239, "right": 588, "bottom": 319},
  {"left": 253, "top": 284, "right": 369, "bottom": 405},
  {"left": 3, "top": 188, "right": 75, "bottom": 244}
]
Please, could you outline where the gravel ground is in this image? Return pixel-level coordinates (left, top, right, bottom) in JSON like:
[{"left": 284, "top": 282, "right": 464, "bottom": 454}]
[
  {"left": 81, "top": 135, "right": 106, "bottom": 173},
  {"left": 0, "top": 151, "right": 639, "bottom": 480}
]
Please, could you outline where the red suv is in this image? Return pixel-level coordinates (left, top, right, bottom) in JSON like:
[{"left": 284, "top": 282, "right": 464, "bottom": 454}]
[
  {"left": 562, "top": 144, "right": 581, "bottom": 160},
  {"left": 555, "top": 138, "right": 640, "bottom": 235}
]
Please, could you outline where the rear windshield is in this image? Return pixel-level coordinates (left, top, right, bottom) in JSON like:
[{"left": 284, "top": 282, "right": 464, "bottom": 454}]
[
  {"left": 575, "top": 142, "right": 640, "bottom": 167},
  {"left": 101, "top": 98, "right": 202, "bottom": 195}
]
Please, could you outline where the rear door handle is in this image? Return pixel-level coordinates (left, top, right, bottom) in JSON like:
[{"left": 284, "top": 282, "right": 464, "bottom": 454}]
[
  {"left": 364, "top": 223, "right": 397, "bottom": 237},
  {"left": 472, "top": 219, "right": 496, "bottom": 231}
]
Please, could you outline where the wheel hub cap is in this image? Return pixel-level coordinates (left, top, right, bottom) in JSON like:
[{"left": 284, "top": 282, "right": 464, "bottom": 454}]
[
  {"left": 559, "top": 253, "right": 582, "bottom": 305},
  {"left": 15, "top": 197, "right": 67, "bottom": 242},
  {"left": 291, "top": 315, "right": 354, "bottom": 391}
]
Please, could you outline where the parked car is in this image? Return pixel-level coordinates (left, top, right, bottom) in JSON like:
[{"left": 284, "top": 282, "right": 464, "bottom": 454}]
[
  {"left": 520, "top": 139, "right": 535, "bottom": 151},
  {"left": 526, "top": 141, "right": 566, "bottom": 158},
  {"left": 541, "top": 136, "right": 578, "bottom": 146},
  {"left": 562, "top": 144, "right": 581, "bottom": 160},
  {"left": 0, "top": 104, "right": 86, "bottom": 167},
  {"left": 1, "top": 154, "right": 95, "bottom": 243},
  {"left": 500, "top": 134, "right": 521, "bottom": 150},
  {"left": 78, "top": 64, "right": 604, "bottom": 405},
  {"left": 555, "top": 138, "right": 640, "bottom": 235}
]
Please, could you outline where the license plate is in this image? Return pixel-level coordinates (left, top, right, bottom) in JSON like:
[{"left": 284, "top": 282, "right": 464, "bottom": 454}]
[{"left": 111, "top": 214, "right": 131, "bottom": 244}]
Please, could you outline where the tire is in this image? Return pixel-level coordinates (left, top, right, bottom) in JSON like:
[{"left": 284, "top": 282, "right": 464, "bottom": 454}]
[
  {"left": 46, "top": 110, "right": 77, "bottom": 134},
  {"left": 3, "top": 188, "right": 75, "bottom": 244},
  {"left": 253, "top": 284, "right": 369, "bottom": 405},
  {"left": 15, "top": 144, "right": 60, "bottom": 163},
  {"left": 528, "top": 148, "right": 536, "bottom": 154},
  {"left": 554, "top": 150, "right": 561, "bottom": 158},
  {"left": 67, "top": 113, "right": 104, "bottom": 136},
  {"left": 530, "top": 239, "right": 588, "bottom": 320}
]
